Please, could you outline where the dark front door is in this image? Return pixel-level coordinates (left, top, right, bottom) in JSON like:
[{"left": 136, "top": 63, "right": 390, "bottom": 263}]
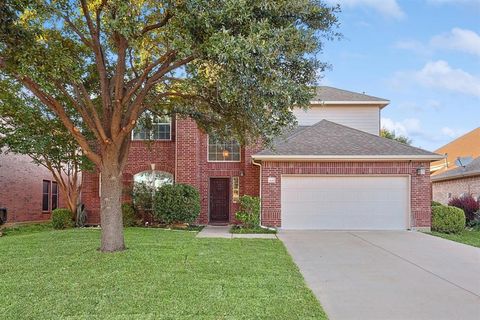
[{"left": 209, "top": 178, "right": 230, "bottom": 223}]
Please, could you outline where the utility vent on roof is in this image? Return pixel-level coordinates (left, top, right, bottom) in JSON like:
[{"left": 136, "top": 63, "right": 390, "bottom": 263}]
[{"left": 455, "top": 156, "right": 473, "bottom": 167}]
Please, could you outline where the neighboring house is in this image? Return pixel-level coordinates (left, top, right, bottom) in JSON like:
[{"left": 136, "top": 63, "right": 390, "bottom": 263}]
[
  {"left": 82, "top": 86, "right": 443, "bottom": 231},
  {"left": 431, "top": 127, "right": 480, "bottom": 204},
  {"left": 0, "top": 151, "right": 65, "bottom": 224}
]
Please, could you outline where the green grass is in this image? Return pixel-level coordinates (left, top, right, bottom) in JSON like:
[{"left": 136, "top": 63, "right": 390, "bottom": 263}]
[
  {"left": 430, "top": 229, "right": 480, "bottom": 248},
  {"left": 0, "top": 228, "right": 326, "bottom": 319},
  {"left": 1, "top": 222, "right": 53, "bottom": 236},
  {"left": 230, "top": 226, "right": 277, "bottom": 234}
]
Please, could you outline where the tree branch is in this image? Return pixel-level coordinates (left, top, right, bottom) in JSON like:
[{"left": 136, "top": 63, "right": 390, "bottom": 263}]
[
  {"left": 55, "top": 82, "right": 103, "bottom": 142},
  {"left": 16, "top": 75, "right": 101, "bottom": 165},
  {"left": 111, "top": 33, "right": 128, "bottom": 136},
  {"left": 62, "top": 14, "right": 93, "bottom": 48},
  {"left": 123, "top": 50, "right": 176, "bottom": 103},
  {"left": 80, "top": 0, "right": 111, "bottom": 117},
  {"left": 119, "top": 55, "right": 196, "bottom": 140},
  {"left": 73, "top": 82, "right": 109, "bottom": 143},
  {"left": 141, "top": 10, "right": 172, "bottom": 34}
]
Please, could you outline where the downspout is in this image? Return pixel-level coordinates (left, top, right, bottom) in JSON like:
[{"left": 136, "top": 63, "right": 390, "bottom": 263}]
[
  {"left": 174, "top": 116, "right": 177, "bottom": 184},
  {"left": 252, "top": 157, "right": 276, "bottom": 230},
  {"left": 251, "top": 158, "right": 263, "bottom": 226}
]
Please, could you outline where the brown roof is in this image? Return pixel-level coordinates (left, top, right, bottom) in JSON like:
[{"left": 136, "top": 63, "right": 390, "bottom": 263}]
[
  {"left": 312, "top": 86, "right": 389, "bottom": 103},
  {"left": 254, "top": 120, "right": 442, "bottom": 160},
  {"left": 431, "top": 127, "right": 480, "bottom": 175}
]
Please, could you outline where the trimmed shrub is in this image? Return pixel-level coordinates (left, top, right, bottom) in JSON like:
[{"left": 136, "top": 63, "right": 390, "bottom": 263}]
[
  {"left": 122, "top": 203, "right": 136, "bottom": 227},
  {"left": 153, "top": 184, "right": 200, "bottom": 225},
  {"left": 448, "top": 195, "right": 479, "bottom": 223},
  {"left": 431, "top": 205, "right": 465, "bottom": 234},
  {"left": 235, "top": 195, "right": 261, "bottom": 229},
  {"left": 132, "top": 182, "right": 156, "bottom": 212},
  {"left": 51, "top": 209, "right": 73, "bottom": 230},
  {"left": 431, "top": 201, "right": 442, "bottom": 207}
]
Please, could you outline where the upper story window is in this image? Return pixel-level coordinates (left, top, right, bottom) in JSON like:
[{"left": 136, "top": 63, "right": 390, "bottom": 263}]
[
  {"left": 208, "top": 135, "right": 241, "bottom": 162},
  {"left": 132, "top": 111, "right": 171, "bottom": 141}
]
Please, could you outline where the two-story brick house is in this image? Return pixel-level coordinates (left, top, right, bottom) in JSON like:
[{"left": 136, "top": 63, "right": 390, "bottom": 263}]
[{"left": 82, "top": 86, "right": 443, "bottom": 230}]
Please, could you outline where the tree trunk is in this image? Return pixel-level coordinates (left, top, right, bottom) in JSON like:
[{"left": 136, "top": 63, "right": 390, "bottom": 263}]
[
  {"left": 66, "top": 186, "right": 79, "bottom": 216},
  {"left": 99, "top": 160, "right": 125, "bottom": 252}
]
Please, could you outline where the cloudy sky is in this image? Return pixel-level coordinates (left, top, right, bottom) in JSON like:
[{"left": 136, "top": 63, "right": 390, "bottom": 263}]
[{"left": 319, "top": 0, "right": 479, "bottom": 151}]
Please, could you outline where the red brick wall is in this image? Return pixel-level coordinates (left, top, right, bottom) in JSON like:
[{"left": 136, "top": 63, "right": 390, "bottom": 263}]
[
  {"left": 81, "top": 138, "right": 176, "bottom": 225},
  {"left": 432, "top": 176, "right": 480, "bottom": 204},
  {"left": 260, "top": 161, "right": 432, "bottom": 229},
  {"left": 81, "top": 117, "right": 261, "bottom": 225},
  {"left": 0, "top": 152, "right": 66, "bottom": 223},
  {"left": 197, "top": 130, "right": 244, "bottom": 224}
]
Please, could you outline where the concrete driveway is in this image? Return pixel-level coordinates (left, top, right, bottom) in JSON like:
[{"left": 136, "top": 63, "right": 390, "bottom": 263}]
[{"left": 279, "top": 231, "right": 480, "bottom": 320}]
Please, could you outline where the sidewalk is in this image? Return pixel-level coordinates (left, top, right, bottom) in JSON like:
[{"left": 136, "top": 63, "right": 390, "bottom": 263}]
[{"left": 196, "top": 225, "right": 277, "bottom": 239}]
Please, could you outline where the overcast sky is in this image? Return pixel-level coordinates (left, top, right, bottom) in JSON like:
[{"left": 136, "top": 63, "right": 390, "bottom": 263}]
[{"left": 320, "top": 0, "right": 480, "bottom": 151}]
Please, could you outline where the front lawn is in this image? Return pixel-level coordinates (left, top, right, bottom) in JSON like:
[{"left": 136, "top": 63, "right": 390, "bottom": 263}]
[
  {"left": 430, "top": 229, "right": 480, "bottom": 248},
  {"left": 0, "top": 228, "right": 326, "bottom": 319}
]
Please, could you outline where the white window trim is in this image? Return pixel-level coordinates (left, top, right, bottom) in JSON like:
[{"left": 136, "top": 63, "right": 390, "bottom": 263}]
[
  {"left": 131, "top": 114, "right": 172, "bottom": 141},
  {"left": 207, "top": 135, "right": 241, "bottom": 162}
]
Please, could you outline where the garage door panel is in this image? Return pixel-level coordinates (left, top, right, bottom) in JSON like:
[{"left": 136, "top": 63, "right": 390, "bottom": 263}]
[{"left": 281, "top": 176, "right": 409, "bottom": 230}]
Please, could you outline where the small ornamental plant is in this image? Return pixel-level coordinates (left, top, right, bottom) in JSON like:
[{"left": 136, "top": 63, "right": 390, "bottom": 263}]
[
  {"left": 448, "top": 195, "right": 479, "bottom": 223},
  {"left": 235, "top": 196, "right": 261, "bottom": 229},
  {"left": 51, "top": 209, "right": 73, "bottom": 230}
]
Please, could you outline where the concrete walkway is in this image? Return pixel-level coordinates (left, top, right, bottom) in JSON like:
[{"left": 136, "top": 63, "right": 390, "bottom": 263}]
[
  {"left": 279, "top": 230, "right": 480, "bottom": 320},
  {"left": 196, "top": 225, "right": 277, "bottom": 239}
]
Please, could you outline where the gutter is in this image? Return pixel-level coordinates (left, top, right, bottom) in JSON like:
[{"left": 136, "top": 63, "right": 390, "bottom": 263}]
[
  {"left": 251, "top": 154, "right": 445, "bottom": 162},
  {"left": 432, "top": 170, "right": 480, "bottom": 182},
  {"left": 309, "top": 100, "right": 390, "bottom": 108}
]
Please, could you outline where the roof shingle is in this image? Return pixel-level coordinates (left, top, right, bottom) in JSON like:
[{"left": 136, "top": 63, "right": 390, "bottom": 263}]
[
  {"left": 312, "top": 86, "right": 388, "bottom": 103},
  {"left": 254, "top": 120, "right": 441, "bottom": 159}
]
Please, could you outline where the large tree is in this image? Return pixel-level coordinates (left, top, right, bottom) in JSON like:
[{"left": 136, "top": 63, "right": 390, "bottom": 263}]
[{"left": 0, "top": 0, "right": 339, "bottom": 252}]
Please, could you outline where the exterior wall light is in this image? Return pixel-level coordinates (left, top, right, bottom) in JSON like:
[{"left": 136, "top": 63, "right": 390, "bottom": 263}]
[{"left": 416, "top": 165, "right": 426, "bottom": 175}]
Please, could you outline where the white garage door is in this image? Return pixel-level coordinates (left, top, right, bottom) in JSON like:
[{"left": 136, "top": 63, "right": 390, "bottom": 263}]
[{"left": 281, "top": 176, "right": 409, "bottom": 230}]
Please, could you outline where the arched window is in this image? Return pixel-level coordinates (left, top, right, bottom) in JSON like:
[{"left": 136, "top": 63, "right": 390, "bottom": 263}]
[{"left": 133, "top": 171, "right": 174, "bottom": 188}]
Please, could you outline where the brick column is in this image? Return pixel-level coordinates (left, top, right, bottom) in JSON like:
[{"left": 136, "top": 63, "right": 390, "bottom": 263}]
[
  {"left": 175, "top": 117, "right": 200, "bottom": 188},
  {"left": 243, "top": 141, "right": 263, "bottom": 196}
]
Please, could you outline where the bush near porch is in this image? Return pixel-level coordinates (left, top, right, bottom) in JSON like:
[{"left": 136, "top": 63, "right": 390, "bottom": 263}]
[{"left": 235, "top": 196, "right": 261, "bottom": 228}]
